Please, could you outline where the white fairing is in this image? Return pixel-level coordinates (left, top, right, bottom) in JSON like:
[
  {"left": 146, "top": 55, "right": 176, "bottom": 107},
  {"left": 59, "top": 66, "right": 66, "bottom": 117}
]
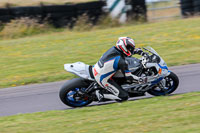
[
  {"left": 64, "top": 62, "right": 94, "bottom": 81},
  {"left": 144, "top": 46, "right": 170, "bottom": 77}
]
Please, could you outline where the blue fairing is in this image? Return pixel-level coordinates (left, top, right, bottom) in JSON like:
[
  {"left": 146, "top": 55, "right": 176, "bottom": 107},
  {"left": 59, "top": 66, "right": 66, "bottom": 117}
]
[
  {"left": 151, "top": 77, "right": 164, "bottom": 85},
  {"left": 150, "top": 64, "right": 166, "bottom": 86},
  {"left": 158, "top": 64, "right": 168, "bottom": 70}
]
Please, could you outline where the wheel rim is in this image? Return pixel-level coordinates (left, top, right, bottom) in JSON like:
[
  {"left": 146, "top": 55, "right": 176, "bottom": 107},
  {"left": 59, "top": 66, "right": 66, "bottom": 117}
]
[
  {"left": 65, "top": 88, "right": 89, "bottom": 106},
  {"left": 152, "top": 76, "right": 175, "bottom": 95}
]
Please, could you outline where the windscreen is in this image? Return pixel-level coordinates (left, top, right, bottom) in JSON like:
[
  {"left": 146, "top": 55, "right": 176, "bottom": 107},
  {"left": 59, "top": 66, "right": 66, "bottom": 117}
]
[
  {"left": 143, "top": 46, "right": 166, "bottom": 65},
  {"left": 143, "top": 46, "right": 160, "bottom": 56}
]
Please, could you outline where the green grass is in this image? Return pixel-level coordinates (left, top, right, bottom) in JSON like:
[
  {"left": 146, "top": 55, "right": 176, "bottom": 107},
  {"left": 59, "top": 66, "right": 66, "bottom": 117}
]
[
  {"left": 0, "top": 92, "right": 200, "bottom": 133},
  {"left": 1, "top": 17, "right": 200, "bottom": 88}
]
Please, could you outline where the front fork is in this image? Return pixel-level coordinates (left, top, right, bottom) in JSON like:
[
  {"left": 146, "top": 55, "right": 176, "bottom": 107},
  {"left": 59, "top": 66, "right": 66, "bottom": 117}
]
[{"left": 149, "top": 67, "right": 171, "bottom": 94}]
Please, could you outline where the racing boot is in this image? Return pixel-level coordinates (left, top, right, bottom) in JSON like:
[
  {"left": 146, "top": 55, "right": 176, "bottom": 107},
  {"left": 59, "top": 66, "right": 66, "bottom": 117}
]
[
  {"left": 95, "top": 90, "right": 104, "bottom": 102},
  {"left": 95, "top": 90, "right": 121, "bottom": 102}
]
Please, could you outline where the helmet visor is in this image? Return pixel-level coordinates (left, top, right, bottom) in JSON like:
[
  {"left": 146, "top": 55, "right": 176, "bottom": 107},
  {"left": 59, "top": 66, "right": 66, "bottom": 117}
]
[{"left": 127, "top": 45, "right": 135, "bottom": 55}]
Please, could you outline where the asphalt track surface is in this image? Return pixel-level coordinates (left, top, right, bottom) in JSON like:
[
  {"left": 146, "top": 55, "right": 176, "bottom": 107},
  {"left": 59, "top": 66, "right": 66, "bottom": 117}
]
[{"left": 0, "top": 63, "right": 200, "bottom": 117}]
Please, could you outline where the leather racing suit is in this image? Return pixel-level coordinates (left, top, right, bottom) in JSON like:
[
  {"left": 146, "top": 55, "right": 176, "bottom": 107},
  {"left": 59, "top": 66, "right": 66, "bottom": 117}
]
[{"left": 92, "top": 46, "right": 145, "bottom": 101}]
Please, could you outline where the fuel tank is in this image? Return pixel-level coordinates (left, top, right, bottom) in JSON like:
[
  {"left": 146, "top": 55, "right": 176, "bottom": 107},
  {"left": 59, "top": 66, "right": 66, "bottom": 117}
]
[{"left": 113, "top": 57, "right": 141, "bottom": 78}]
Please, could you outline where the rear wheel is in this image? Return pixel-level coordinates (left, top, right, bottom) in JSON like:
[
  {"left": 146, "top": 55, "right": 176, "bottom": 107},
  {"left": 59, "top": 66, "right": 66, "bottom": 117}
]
[
  {"left": 59, "top": 78, "right": 93, "bottom": 107},
  {"left": 148, "top": 72, "right": 179, "bottom": 96}
]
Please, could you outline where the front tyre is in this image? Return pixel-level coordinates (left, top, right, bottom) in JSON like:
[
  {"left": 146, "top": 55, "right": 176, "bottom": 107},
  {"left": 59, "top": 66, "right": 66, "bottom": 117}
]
[
  {"left": 59, "top": 78, "right": 93, "bottom": 107},
  {"left": 148, "top": 72, "right": 179, "bottom": 96}
]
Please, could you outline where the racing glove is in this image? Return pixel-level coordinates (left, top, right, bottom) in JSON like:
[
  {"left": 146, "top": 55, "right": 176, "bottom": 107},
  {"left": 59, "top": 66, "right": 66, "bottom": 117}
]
[{"left": 135, "top": 48, "right": 149, "bottom": 57}]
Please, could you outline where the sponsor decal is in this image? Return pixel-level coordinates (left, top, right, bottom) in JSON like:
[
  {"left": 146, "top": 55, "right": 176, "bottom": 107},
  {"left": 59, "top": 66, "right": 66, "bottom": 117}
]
[{"left": 93, "top": 68, "right": 98, "bottom": 76}]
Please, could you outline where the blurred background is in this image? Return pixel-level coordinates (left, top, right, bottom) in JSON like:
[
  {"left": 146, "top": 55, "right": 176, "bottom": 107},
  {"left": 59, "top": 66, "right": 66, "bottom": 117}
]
[
  {"left": 0, "top": 0, "right": 200, "bottom": 88},
  {"left": 0, "top": 0, "right": 199, "bottom": 29}
]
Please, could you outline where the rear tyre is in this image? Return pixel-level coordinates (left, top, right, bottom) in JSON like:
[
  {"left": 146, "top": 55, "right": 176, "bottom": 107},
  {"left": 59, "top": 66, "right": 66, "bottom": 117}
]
[
  {"left": 59, "top": 78, "right": 93, "bottom": 107},
  {"left": 148, "top": 72, "right": 179, "bottom": 96}
]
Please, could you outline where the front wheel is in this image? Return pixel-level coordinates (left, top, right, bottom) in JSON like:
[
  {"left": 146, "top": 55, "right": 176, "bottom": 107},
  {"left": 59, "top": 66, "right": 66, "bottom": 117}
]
[
  {"left": 59, "top": 78, "right": 93, "bottom": 107},
  {"left": 148, "top": 72, "right": 179, "bottom": 96}
]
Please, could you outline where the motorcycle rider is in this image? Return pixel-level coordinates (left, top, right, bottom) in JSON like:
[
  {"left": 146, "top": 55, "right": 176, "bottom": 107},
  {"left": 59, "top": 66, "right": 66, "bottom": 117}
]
[{"left": 92, "top": 37, "right": 148, "bottom": 101}]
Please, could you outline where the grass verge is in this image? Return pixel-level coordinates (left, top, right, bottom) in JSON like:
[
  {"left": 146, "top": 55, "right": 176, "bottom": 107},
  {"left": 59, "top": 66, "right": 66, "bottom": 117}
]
[
  {"left": 0, "top": 17, "right": 200, "bottom": 88},
  {"left": 0, "top": 17, "right": 54, "bottom": 39},
  {"left": 0, "top": 92, "right": 200, "bottom": 133}
]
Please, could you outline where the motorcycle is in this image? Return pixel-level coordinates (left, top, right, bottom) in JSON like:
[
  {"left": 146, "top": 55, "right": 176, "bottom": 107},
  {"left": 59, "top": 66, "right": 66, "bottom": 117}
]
[{"left": 59, "top": 46, "right": 179, "bottom": 107}]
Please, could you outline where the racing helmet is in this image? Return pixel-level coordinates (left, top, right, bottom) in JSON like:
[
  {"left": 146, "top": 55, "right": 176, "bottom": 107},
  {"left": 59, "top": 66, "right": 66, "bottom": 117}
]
[{"left": 116, "top": 37, "right": 135, "bottom": 57}]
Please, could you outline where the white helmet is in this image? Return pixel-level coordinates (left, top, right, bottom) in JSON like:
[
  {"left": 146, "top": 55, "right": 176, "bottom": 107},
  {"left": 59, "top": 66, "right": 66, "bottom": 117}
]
[{"left": 116, "top": 37, "right": 135, "bottom": 56}]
